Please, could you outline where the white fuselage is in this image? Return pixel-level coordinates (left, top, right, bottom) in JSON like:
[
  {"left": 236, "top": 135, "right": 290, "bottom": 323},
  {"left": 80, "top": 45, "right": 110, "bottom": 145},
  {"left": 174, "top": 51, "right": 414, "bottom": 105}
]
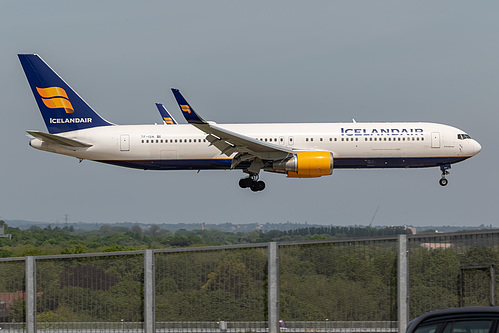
[{"left": 29, "top": 122, "right": 481, "bottom": 171}]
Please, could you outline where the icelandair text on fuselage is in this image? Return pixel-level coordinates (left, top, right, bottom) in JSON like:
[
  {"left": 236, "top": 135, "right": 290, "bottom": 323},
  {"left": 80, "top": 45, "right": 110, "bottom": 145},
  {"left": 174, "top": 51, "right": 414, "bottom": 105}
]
[
  {"left": 341, "top": 127, "right": 423, "bottom": 136},
  {"left": 50, "top": 118, "right": 92, "bottom": 124}
]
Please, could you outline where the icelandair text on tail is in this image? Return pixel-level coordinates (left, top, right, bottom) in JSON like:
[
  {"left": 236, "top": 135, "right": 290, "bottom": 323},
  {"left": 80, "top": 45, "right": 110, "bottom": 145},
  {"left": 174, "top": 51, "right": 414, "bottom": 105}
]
[{"left": 50, "top": 118, "right": 92, "bottom": 124}]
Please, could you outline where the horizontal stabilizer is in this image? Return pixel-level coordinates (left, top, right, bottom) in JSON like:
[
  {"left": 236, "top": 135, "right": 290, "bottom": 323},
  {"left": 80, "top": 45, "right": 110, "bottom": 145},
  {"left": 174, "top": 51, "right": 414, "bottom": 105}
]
[{"left": 27, "top": 131, "right": 92, "bottom": 147}]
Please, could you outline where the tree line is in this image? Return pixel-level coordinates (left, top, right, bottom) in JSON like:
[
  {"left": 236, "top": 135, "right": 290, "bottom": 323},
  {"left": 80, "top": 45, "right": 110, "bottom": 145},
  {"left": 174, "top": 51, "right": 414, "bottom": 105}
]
[{"left": 0, "top": 221, "right": 411, "bottom": 258}]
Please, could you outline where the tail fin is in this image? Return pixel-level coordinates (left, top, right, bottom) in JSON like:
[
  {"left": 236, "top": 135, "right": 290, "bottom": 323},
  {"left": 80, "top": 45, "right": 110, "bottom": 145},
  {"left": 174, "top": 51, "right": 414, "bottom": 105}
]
[
  {"left": 18, "top": 54, "right": 113, "bottom": 134},
  {"left": 171, "top": 88, "right": 206, "bottom": 125},
  {"left": 155, "top": 103, "right": 177, "bottom": 125}
]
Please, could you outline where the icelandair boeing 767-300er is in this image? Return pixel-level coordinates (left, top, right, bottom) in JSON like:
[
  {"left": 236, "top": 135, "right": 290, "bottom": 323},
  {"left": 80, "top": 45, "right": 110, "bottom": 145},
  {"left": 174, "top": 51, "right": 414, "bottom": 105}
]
[{"left": 19, "top": 54, "right": 481, "bottom": 192}]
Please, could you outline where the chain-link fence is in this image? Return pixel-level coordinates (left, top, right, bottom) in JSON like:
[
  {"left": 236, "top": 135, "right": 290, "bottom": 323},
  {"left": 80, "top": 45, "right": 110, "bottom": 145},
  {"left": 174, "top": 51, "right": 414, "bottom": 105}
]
[
  {"left": 408, "top": 231, "right": 499, "bottom": 319},
  {"left": 35, "top": 252, "right": 144, "bottom": 332},
  {"left": 279, "top": 238, "right": 399, "bottom": 333},
  {"left": 155, "top": 245, "right": 268, "bottom": 332},
  {"left": 0, "top": 258, "right": 25, "bottom": 332},
  {"left": 0, "top": 230, "right": 497, "bottom": 333}
]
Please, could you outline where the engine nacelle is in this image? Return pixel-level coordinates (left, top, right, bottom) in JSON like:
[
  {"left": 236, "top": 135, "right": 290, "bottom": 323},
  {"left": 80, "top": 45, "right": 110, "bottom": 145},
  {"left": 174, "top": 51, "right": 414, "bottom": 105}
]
[{"left": 269, "top": 151, "right": 333, "bottom": 178}]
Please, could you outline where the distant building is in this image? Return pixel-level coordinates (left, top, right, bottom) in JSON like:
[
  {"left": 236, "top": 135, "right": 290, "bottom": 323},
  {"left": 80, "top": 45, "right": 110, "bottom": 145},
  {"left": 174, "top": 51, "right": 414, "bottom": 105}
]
[
  {"left": 0, "top": 221, "right": 12, "bottom": 240},
  {"left": 0, "top": 291, "right": 27, "bottom": 309},
  {"left": 420, "top": 242, "right": 452, "bottom": 249},
  {"left": 0, "top": 291, "right": 43, "bottom": 309},
  {"left": 405, "top": 226, "right": 417, "bottom": 235}
]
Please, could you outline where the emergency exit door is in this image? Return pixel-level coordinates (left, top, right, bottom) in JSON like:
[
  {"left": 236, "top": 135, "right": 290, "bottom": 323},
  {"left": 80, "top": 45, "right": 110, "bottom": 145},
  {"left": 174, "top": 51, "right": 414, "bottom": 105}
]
[
  {"left": 431, "top": 132, "right": 440, "bottom": 148},
  {"left": 120, "top": 135, "right": 130, "bottom": 151}
]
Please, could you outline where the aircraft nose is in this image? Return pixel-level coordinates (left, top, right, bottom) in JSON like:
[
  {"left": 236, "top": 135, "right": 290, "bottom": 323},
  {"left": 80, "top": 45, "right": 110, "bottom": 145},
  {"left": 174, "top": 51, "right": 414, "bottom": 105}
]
[{"left": 473, "top": 140, "right": 482, "bottom": 155}]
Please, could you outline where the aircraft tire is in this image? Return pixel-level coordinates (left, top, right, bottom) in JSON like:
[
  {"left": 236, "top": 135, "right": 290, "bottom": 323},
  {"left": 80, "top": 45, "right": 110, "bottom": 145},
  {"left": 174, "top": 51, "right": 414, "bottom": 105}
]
[
  {"left": 239, "top": 178, "right": 253, "bottom": 188},
  {"left": 439, "top": 178, "right": 448, "bottom": 186},
  {"left": 251, "top": 181, "right": 265, "bottom": 192},
  {"left": 257, "top": 181, "right": 265, "bottom": 191}
]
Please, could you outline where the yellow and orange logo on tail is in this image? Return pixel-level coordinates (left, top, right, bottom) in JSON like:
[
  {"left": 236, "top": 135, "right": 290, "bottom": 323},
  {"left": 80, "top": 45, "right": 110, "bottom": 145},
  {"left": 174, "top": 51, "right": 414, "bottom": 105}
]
[
  {"left": 36, "top": 87, "right": 74, "bottom": 113},
  {"left": 180, "top": 105, "right": 191, "bottom": 114},
  {"left": 164, "top": 117, "right": 174, "bottom": 125}
]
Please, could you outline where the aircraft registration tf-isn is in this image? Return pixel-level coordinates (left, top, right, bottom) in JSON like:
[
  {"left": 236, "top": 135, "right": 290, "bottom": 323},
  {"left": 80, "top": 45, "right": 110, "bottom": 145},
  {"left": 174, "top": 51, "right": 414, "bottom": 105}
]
[{"left": 19, "top": 54, "right": 481, "bottom": 192}]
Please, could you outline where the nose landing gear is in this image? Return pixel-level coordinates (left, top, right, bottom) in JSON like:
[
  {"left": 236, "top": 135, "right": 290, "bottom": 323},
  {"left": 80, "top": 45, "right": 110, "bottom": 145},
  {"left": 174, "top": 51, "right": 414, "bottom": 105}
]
[
  {"left": 439, "top": 164, "right": 451, "bottom": 186},
  {"left": 239, "top": 174, "right": 266, "bottom": 192}
]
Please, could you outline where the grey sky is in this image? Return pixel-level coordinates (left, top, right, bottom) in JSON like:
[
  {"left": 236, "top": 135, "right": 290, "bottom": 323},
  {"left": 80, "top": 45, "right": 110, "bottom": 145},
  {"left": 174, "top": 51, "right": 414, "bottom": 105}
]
[{"left": 0, "top": 1, "right": 496, "bottom": 227}]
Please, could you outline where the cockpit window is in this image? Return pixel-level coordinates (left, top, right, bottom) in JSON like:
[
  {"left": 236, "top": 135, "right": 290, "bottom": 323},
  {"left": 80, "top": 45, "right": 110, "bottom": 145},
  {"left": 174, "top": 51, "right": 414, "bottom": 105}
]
[{"left": 458, "top": 134, "right": 472, "bottom": 140}]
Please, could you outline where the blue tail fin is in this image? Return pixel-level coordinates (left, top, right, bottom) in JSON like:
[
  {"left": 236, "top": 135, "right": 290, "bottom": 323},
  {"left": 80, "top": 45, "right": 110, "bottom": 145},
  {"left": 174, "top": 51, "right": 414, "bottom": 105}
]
[
  {"left": 155, "top": 103, "right": 177, "bottom": 124},
  {"left": 19, "top": 54, "right": 113, "bottom": 134},
  {"left": 171, "top": 88, "right": 206, "bottom": 125}
]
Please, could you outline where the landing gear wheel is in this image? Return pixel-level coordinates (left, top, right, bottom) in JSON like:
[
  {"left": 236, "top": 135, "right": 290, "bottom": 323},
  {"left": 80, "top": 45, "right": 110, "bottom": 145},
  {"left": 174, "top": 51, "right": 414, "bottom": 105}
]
[
  {"left": 257, "top": 181, "right": 266, "bottom": 191},
  {"left": 439, "top": 164, "right": 451, "bottom": 187},
  {"left": 240, "top": 173, "right": 265, "bottom": 191},
  {"left": 250, "top": 181, "right": 266, "bottom": 192},
  {"left": 239, "top": 178, "right": 253, "bottom": 188}
]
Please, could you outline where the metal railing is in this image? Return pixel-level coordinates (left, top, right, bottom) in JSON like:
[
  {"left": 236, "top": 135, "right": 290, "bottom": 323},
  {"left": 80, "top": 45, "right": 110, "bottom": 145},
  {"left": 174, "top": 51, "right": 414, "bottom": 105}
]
[{"left": 0, "top": 230, "right": 497, "bottom": 333}]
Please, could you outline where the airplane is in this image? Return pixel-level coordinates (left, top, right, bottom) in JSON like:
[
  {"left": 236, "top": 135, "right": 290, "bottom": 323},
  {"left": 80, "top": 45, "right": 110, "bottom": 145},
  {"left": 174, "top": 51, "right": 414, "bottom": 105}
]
[
  {"left": 155, "top": 103, "right": 177, "bottom": 125},
  {"left": 19, "top": 54, "right": 482, "bottom": 192}
]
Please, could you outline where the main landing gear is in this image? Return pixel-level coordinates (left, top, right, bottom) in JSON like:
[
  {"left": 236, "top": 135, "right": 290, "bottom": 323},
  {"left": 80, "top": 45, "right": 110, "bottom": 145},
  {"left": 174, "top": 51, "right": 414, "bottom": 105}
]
[
  {"left": 239, "top": 174, "right": 266, "bottom": 192},
  {"left": 439, "top": 164, "right": 451, "bottom": 186}
]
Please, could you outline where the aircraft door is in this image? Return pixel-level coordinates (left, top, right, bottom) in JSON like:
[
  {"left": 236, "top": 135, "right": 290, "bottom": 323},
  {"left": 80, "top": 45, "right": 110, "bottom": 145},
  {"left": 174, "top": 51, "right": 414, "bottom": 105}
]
[
  {"left": 279, "top": 137, "right": 285, "bottom": 145},
  {"left": 431, "top": 132, "right": 440, "bottom": 148},
  {"left": 120, "top": 135, "right": 130, "bottom": 151},
  {"left": 288, "top": 137, "right": 294, "bottom": 146}
]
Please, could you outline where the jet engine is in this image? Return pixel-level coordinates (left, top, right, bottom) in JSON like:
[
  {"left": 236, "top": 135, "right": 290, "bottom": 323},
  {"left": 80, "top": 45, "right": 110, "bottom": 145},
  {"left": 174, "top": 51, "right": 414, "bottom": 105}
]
[{"left": 268, "top": 151, "right": 333, "bottom": 178}]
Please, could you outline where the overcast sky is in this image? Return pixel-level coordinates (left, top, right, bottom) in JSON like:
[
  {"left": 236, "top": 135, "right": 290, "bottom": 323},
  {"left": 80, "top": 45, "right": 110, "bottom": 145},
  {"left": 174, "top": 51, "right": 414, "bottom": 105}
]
[{"left": 0, "top": 1, "right": 496, "bottom": 227}]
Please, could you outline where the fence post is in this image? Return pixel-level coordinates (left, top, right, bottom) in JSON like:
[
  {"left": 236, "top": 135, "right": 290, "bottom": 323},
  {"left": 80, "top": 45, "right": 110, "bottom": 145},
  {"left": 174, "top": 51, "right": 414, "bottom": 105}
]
[
  {"left": 268, "top": 242, "right": 280, "bottom": 333},
  {"left": 25, "top": 256, "right": 36, "bottom": 333},
  {"left": 490, "top": 264, "right": 496, "bottom": 306},
  {"left": 398, "top": 235, "right": 409, "bottom": 333},
  {"left": 144, "top": 250, "right": 155, "bottom": 333}
]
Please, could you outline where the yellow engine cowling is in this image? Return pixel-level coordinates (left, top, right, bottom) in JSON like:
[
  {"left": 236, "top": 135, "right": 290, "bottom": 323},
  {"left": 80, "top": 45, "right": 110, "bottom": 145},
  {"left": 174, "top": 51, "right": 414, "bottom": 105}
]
[
  {"left": 287, "top": 151, "right": 333, "bottom": 178},
  {"left": 269, "top": 151, "right": 333, "bottom": 178}
]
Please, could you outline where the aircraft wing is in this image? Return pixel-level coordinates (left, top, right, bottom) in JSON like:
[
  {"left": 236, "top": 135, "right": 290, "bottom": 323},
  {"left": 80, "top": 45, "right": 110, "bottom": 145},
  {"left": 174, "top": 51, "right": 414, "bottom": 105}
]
[
  {"left": 171, "top": 89, "right": 294, "bottom": 167},
  {"left": 27, "top": 130, "right": 92, "bottom": 148}
]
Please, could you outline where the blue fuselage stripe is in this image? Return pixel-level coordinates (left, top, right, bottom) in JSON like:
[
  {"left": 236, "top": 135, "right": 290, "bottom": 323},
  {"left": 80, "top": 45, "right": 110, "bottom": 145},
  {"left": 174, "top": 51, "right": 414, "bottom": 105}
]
[{"left": 96, "top": 156, "right": 471, "bottom": 171}]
